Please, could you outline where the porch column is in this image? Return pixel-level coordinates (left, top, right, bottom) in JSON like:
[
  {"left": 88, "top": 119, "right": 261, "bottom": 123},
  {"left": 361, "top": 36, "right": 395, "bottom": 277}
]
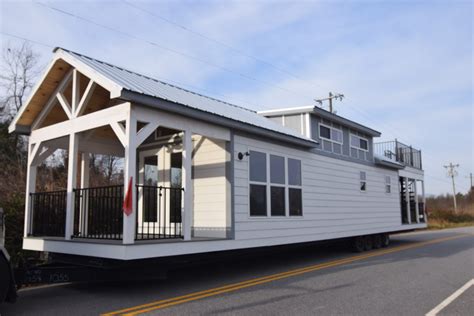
[
  {"left": 414, "top": 179, "right": 420, "bottom": 223},
  {"left": 182, "top": 130, "right": 193, "bottom": 241},
  {"left": 24, "top": 142, "right": 38, "bottom": 237},
  {"left": 422, "top": 180, "right": 426, "bottom": 219},
  {"left": 123, "top": 109, "right": 137, "bottom": 244},
  {"left": 65, "top": 133, "right": 79, "bottom": 240},
  {"left": 406, "top": 177, "right": 411, "bottom": 224},
  {"left": 79, "top": 153, "right": 90, "bottom": 235}
]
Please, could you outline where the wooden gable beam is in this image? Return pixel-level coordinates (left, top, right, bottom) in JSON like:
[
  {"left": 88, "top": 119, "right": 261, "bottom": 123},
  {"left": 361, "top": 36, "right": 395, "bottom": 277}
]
[
  {"left": 110, "top": 121, "right": 127, "bottom": 147},
  {"left": 56, "top": 92, "right": 73, "bottom": 119},
  {"left": 75, "top": 79, "right": 96, "bottom": 117},
  {"left": 31, "top": 68, "right": 74, "bottom": 130}
]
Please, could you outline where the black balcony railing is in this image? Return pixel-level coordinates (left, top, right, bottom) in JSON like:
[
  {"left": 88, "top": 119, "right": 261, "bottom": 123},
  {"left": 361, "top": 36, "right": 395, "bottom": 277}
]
[
  {"left": 29, "top": 184, "right": 185, "bottom": 241},
  {"left": 73, "top": 185, "right": 124, "bottom": 240},
  {"left": 29, "top": 190, "right": 67, "bottom": 237},
  {"left": 374, "top": 140, "right": 422, "bottom": 169},
  {"left": 136, "top": 185, "right": 184, "bottom": 240}
]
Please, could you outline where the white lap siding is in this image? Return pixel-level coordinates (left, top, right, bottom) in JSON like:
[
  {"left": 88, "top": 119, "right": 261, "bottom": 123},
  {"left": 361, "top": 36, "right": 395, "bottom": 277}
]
[{"left": 234, "top": 134, "right": 402, "bottom": 242}]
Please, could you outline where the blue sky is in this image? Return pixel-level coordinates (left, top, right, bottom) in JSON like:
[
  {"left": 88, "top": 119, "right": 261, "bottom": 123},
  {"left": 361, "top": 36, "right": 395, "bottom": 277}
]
[{"left": 1, "top": 0, "right": 472, "bottom": 195}]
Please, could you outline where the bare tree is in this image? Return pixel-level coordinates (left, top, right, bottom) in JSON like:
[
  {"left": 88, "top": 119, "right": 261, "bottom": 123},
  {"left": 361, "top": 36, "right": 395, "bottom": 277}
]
[{"left": 0, "top": 41, "right": 40, "bottom": 122}]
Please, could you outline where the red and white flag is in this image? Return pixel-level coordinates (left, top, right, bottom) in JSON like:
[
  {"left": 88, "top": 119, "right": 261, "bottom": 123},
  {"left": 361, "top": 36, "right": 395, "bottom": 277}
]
[{"left": 123, "top": 177, "right": 133, "bottom": 216}]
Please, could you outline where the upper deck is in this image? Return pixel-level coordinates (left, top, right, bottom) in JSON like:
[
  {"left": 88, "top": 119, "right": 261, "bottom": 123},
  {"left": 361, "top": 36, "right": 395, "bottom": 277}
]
[{"left": 374, "top": 140, "right": 422, "bottom": 170}]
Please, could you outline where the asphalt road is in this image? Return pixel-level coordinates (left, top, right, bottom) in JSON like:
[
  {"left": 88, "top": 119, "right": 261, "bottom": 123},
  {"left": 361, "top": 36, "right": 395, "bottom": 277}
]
[{"left": 1, "top": 227, "right": 473, "bottom": 316}]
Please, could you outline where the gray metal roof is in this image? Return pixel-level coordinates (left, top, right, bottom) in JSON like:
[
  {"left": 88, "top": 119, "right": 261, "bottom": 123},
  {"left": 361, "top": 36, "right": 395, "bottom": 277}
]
[
  {"left": 259, "top": 105, "right": 381, "bottom": 137},
  {"left": 57, "top": 48, "right": 317, "bottom": 147}
]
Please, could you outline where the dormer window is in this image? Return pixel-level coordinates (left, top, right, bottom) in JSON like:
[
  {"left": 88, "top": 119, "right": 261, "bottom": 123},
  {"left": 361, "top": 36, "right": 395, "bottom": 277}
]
[
  {"left": 319, "top": 124, "right": 343, "bottom": 144},
  {"left": 350, "top": 134, "right": 369, "bottom": 151}
]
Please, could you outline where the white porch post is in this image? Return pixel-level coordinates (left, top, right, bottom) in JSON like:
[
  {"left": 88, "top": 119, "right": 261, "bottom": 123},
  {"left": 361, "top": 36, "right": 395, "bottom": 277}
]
[
  {"left": 406, "top": 177, "right": 411, "bottom": 224},
  {"left": 422, "top": 180, "right": 426, "bottom": 219},
  {"left": 123, "top": 108, "right": 137, "bottom": 244},
  {"left": 24, "top": 143, "right": 38, "bottom": 237},
  {"left": 414, "top": 180, "right": 420, "bottom": 223},
  {"left": 79, "top": 153, "right": 90, "bottom": 235},
  {"left": 182, "top": 130, "right": 193, "bottom": 241},
  {"left": 65, "top": 133, "right": 79, "bottom": 240}
]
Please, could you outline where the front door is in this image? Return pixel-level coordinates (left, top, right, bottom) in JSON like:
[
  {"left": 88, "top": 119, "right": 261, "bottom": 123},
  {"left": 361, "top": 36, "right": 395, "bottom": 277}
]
[{"left": 137, "top": 146, "right": 183, "bottom": 238}]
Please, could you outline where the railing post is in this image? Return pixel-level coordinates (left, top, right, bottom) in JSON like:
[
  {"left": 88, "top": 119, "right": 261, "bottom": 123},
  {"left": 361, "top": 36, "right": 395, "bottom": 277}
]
[
  {"left": 182, "top": 130, "right": 193, "bottom": 241},
  {"left": 123, "top": 106, "right": 137, "bottom": 244},
  {"left": 65, "top": 133, "right": 78, "bottom": 240}
]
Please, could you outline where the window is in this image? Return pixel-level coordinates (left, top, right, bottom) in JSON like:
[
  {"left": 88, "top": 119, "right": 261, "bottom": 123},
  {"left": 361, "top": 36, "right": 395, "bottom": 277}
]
[
  {"left": 250, "top": 184, "right": 267, "bottom": 216},
  {"left": 350, "top": 134, "right": 369, "bottom": 151},
  {"left": 319, "top": 124, "right": 343, "bottom": 144},
  {"left": 288, "top": 158, "right": 301, "bottom": 185},
  {"left": 385, "top": 176, "right": 391, "bottom": 193},
  {"left": 289, "top": 188, "right": 302, "bottom": 216},
  {"left": 249, "top": 151, "right": 303, "bottom": 217},
  {"left": 271, "top": 187, "right": 285, "bottom": 216},
  {"left": 270, "top": 155, "right": 285, "bottom": 184},
  {"left": 360, "top": 171, "right": 367, "bottom": 191},
  {"left": 249, "top": 151, "right": 267, "bottom": 216},
  {"left": 249, "top": 150, "right": 266, "bottom": 182},
  {"left": 270, "top": 155, "right": 285, "bottom": 216}
]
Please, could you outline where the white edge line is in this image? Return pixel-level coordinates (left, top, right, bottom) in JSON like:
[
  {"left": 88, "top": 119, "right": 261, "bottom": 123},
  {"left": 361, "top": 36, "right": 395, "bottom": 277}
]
[{"left": 425, "top": 278, "right": 474, "bottom": 316}]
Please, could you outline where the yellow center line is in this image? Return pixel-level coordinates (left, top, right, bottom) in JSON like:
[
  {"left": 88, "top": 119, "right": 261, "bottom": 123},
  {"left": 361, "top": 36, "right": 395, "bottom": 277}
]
[{"left": 102, "top": 233, "right": 471, "bottom": 316}]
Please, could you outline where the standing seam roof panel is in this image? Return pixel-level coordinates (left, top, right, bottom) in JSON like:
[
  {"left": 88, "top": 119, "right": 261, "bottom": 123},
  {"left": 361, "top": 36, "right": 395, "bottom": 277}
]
[{"left": 64, "top": 49, "right": 316, "bottom": 143}]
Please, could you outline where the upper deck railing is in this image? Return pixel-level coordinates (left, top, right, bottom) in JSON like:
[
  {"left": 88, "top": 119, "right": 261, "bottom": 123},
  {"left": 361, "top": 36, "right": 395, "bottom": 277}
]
[{"left": 374, "top": 140, "right": 422, "bottom": 170}]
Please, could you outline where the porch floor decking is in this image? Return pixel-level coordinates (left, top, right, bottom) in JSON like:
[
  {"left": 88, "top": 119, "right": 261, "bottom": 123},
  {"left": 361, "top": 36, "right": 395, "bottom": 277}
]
[{"left": 29, "top": 235, "right": 227, "bottom": 245}]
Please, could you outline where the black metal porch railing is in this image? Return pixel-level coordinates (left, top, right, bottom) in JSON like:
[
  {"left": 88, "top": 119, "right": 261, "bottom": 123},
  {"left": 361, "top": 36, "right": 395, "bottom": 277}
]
[
  {"left": 135, "top": 185, "right": 184, "bottom": 240},
  {"left": 374, "top": 140, "right": 422, "bottom": 170},
  {"left": 73, "top": 185, "right": 123, "bottom": 240},
  {"left": 29, "top": 190, "right": 67, "bottom": 237}
]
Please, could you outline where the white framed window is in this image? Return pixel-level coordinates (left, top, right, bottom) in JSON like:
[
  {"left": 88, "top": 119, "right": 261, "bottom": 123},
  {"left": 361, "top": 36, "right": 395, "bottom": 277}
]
[
  {"left": 319, "top": 123, "right": 343, "bottom": 144},
  {"left": 360, "top": 171, "right": 367, "bottom": 191},
  {"left": 249, "top": 150, "right": 303, "bottom": 217},
  {"left": 385, "top": 176, "right": 391, "bottom": 193},
  {"left": 350, "top": 134, "right": 369, "bottom": 151}
]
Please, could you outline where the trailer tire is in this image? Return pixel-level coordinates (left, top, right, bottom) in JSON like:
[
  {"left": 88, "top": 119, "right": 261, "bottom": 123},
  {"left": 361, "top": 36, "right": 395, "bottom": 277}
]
[
  {"left": 352, "top": 236, "right": 365, "bottom": 252},
  {"left": 373, "top": 234, "right": 383, "bottom": 249},
  {"left": 381, "top": 234, "right": 390, "bottom": 247},
  {"left": 364, "top": 235, "right": 373, "bottom": 251}
]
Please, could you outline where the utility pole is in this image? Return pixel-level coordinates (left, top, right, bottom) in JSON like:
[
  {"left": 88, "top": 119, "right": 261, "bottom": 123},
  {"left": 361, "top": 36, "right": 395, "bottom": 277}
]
[
  {"left": 315, "top": 92, "right": 344, "bottom": 113},
  {"left": 444, "top": 163, "right": 459, "bottom": 213},
  {"left": 466, "top": 173, "right": 473, "bottom": 190}
]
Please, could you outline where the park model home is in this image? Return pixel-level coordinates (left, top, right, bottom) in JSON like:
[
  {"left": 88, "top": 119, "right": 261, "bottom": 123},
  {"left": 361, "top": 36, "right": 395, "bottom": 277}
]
[{"left": 9, "top": 48, "right": 426, "bottom": 260}]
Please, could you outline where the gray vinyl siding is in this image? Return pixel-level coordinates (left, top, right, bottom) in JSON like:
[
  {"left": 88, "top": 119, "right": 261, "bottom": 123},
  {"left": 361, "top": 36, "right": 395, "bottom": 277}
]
[
  {"left": 283, "top": 114, "right": 302, "bottom": 134},
  {"left": 234, "top": 133, "right": 401, "bottom": 241},
  {"left": 310, "top": 114, "right": 374, "bottom": 164}
]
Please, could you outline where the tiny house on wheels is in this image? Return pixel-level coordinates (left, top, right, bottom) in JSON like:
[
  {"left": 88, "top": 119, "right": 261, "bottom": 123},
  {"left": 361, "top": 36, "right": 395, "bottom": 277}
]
[{"left": 2, "top": 48, "right": 426, "bottom": 297}]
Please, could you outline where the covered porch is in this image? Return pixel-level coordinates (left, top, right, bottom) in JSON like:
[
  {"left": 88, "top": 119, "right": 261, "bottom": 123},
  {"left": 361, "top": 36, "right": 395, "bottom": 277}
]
[{"left": 24, "top": 100, "right": 232, "bottom": 245}]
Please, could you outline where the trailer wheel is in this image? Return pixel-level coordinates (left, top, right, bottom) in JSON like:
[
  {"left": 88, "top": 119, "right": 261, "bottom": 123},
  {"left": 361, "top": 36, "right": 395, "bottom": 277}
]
[
  {"left": 373, "top": 234, "right": 383, "bottom": 249},
  {"left": 364, "top": 235, "right": 373, "bottom": 251},
  {"left": 352, "top": 236, "right": 365, "bottom": 252},
  {"left": 381, "top": 234, "right": 390, "bottom": 247}
]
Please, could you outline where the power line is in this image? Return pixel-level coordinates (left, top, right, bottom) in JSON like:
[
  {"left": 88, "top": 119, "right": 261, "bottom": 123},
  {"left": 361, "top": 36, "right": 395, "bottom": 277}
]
[
  {"left": 0, "top": 31, "right": 55, "bottom": 49},
  {"left": 120, "top": 0, "right": 334, "bottom": 95},
  {"left": 34, "top": 1, "right": 315, "bottom": 103}
]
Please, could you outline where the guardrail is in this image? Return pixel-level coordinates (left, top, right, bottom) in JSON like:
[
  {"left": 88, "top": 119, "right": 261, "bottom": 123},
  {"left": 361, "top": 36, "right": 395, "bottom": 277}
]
[
  {"left": 29, "top": 190, "right": 67, "bottom": 237},
  {"left": 136, "top": 185, "right": 183, "bottom": 240},
  {"left": 374, "top": 140, "right": 422, "bottom": 169}
]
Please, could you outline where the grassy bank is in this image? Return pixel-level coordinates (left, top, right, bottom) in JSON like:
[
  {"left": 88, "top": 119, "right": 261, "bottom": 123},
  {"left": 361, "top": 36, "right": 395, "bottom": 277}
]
[{"left": 427, "top": 210, "right": 474, "bottom": 229}]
